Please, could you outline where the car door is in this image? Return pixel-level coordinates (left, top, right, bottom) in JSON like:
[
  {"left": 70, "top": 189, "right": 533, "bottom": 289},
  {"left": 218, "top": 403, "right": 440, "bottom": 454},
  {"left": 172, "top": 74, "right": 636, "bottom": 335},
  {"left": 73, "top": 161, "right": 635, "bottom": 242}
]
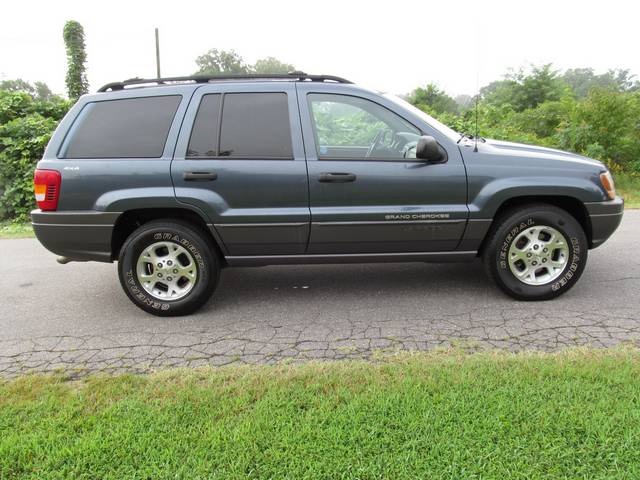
[
  {"left": 171, "top": 82, "right": 309, "bottom": 256},
  {"left": 297, "top": 84, "right": 468, "bottom": 254}
]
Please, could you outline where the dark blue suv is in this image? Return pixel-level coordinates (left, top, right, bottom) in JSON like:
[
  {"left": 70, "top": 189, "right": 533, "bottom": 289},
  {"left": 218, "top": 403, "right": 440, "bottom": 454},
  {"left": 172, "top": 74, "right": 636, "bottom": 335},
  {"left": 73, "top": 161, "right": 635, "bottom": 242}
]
[{"left": 31, "top": 73, "right": 623, "bottom": 315}]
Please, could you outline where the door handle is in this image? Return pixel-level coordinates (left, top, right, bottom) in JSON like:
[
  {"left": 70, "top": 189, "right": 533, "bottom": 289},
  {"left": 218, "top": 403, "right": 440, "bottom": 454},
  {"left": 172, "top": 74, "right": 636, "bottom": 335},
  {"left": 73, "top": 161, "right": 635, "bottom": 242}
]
[
  {"left": 318, "top": 172, "right": 356, "bottom": 183},
  {"left": 183, "top": 171, "right": 217, "bottom": 181}
]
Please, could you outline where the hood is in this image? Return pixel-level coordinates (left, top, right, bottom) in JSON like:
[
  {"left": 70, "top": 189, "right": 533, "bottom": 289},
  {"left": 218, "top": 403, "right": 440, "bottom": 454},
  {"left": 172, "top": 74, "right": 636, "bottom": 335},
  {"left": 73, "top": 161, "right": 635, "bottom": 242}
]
[{"left": 479, "top": 138, "right": 605, "bottom": 170}]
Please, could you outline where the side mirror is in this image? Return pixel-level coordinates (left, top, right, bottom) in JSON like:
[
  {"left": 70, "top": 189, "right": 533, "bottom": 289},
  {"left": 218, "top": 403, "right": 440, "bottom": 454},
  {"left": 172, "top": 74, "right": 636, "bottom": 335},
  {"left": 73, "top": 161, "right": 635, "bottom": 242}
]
[{"left": 416, "top": 135, "right": 446, "bottom": 163}]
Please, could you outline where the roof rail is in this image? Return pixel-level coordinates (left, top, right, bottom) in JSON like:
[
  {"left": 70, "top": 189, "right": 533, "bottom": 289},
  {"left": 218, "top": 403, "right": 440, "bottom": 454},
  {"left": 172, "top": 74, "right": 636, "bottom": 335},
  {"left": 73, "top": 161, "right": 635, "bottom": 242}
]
[{"left": 97, "top": 72, "right": 353, "bottom": 92}]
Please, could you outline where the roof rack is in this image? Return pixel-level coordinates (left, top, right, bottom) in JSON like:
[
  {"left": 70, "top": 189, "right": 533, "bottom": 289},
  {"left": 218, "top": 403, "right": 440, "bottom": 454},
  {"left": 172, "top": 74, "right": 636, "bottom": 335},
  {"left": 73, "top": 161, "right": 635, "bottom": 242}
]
[{"left": 97, "top": 72, "right": 352, "bottom": 92}]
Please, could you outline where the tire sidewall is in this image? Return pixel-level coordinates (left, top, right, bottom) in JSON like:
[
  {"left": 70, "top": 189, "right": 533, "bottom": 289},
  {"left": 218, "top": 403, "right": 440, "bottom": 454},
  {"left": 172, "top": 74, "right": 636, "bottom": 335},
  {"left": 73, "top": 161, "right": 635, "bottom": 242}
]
[
  {"left": 118, "top": 223, "right": 216, "bottom": 315},
  {"left": 491, "top": 208, "right": 587, "bottom": 299}
]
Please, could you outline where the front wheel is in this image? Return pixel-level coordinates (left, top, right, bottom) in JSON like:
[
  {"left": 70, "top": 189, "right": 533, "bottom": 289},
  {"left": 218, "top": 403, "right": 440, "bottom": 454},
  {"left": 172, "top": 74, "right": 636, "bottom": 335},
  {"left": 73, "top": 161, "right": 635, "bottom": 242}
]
[
  {"left": 118, "top": 220, "right": 220, "bottom": 316},
  {"left": 484, "top": 205, "right": 588, "bottom": 301}
]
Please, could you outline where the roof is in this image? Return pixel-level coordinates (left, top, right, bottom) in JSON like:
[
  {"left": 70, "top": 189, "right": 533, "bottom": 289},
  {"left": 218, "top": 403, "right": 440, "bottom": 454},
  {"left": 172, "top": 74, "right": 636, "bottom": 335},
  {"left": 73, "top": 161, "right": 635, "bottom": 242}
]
[{"left": 98, "top": 72, "right": 352, "bottom": 92}]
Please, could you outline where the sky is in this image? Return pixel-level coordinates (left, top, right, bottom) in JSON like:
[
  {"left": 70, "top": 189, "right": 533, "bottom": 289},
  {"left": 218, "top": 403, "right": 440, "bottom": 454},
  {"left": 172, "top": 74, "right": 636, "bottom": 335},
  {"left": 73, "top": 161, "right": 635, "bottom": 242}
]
[{"left": 1, "top": 0, "right": 638, "bottom": 98}]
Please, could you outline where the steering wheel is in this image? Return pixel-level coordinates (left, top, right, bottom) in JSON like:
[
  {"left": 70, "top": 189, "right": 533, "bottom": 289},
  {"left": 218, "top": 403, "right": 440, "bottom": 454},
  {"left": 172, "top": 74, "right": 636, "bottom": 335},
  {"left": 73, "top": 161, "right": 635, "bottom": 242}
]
[{"left": 365, "top": 129, "right": 388, "bottom": 158}]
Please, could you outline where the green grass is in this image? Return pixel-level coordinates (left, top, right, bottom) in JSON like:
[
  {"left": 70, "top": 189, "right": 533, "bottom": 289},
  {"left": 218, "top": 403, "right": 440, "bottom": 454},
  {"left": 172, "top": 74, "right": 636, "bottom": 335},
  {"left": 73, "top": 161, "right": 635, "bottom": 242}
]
[
  {"left": 2, "top": 349, "right": 640, "bottom": 479},
  {"left": 614, "top": 172, "right": 640, "bottom": 208},
  {"left": 0, "top": 221, "right": 33, "bottom": 239}
]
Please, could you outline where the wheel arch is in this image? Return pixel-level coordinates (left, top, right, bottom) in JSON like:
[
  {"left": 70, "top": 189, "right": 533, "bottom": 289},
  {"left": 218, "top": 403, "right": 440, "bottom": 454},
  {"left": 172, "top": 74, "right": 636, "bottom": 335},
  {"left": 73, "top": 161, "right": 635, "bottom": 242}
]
[
  {"left": 477, "top": 195, "right": 593, "bottom": 256},
  {"left": 110, "top": 207, "right": 226, "bottom": 262}
]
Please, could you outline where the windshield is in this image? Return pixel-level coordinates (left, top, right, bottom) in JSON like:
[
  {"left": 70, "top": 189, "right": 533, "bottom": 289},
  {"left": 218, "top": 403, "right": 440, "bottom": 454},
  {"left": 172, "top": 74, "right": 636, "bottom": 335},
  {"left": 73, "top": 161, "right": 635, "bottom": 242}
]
[{"left": 382, "top": 93, "right": 460, "bottom": 142}]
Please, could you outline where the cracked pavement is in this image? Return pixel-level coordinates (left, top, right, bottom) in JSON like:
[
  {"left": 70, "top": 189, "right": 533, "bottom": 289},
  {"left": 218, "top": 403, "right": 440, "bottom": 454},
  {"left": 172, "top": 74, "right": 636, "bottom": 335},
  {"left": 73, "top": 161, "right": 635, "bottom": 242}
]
[{"left": 1, "top": 211, "right": 638, "bottom": 377}]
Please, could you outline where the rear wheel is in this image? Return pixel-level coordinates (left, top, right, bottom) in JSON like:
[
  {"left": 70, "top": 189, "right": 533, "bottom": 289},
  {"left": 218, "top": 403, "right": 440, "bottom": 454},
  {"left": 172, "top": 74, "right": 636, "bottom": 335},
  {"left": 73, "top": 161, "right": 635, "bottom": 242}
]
[
  {"left": 483, "top": 204, "right": 588, "bottom": 300},
  {"left": 118, "top": 220, "right": 219, "bottom": 316}
]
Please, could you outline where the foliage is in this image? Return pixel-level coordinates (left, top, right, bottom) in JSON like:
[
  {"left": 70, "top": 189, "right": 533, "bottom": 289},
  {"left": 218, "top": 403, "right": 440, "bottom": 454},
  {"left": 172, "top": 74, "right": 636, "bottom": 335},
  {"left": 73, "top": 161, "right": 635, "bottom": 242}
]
[
  {"left": 2, "top": 349, "right": 640, "bottom": 478},
  {"left": 253, "top": 56, "right": 295, "bottom": 74},
  {"left": 0, "top": 87, "right": 69, "bottom": 221},
  {"left": 413, "top": 64, "right": 640, "bottom": 173},
  {"left": 195, "top": 48, "right": 250, "bottom": 75},
  {"left": 195, "top": 48, "right": 296, "bottom": 75},
  {"left": 562, "top": 68, "right": 639, "bottom": 98},
  {"left": 313, "top": 101, "right": 386, "bottom": 147},
  {"left": 480, "top": 64, "right": 569, "bottom": 112},
  {"left": 0, "top": 79, "right": 54, "bottom": 101},
  {"left": 0, "top": 113, "right": 58, "bottom": 221},
  {"left": 407, "top": 83, "right": 459, "bottom": 114},
  {"left": 63, "top": 20, "right": 89, "bottom": 100},
  {"left": 0, "top": 221, "right": 33, "bottom": 238}
]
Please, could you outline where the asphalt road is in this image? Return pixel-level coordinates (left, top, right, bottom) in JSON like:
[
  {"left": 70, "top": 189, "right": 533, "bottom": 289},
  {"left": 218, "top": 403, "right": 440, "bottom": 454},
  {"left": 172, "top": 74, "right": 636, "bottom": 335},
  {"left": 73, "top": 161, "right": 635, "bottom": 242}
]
[{"left": 1, "top": 211, "right": 639, "bottom": 376}]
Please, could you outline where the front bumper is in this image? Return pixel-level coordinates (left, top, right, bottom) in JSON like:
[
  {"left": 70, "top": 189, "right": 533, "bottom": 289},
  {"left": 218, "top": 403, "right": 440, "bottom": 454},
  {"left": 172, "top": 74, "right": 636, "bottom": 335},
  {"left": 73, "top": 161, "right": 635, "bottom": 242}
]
[
  {"left": 31, "top": 210, "right": 120, "bottom": 262},
  {"left": 585, "top": 197, "right": 624, "bottom": 248}
]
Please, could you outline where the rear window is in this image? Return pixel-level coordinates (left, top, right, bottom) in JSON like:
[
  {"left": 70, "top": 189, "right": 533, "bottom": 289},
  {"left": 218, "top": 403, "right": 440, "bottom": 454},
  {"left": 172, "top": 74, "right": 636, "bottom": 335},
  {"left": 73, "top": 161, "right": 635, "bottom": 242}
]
[
  {"left": 63, "top": 95, "right": 181, "bottom": 158},
  {"left": 187, "top": 92, "right": 292, "bottom": 159}
]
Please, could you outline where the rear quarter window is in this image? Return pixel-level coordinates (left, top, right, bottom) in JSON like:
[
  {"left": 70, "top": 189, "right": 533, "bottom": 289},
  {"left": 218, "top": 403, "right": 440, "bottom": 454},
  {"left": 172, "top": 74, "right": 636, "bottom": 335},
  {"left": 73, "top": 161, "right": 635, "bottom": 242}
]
[{"left": 62, "top": 95, "right": 181, "bottom": 158}]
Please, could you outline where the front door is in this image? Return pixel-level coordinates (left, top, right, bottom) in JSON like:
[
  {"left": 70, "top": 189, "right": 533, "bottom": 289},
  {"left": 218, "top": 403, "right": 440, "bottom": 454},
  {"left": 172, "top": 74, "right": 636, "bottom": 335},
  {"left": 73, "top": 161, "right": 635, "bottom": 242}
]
[
  {"left": 171, "top": 83, "right": 309, "bottom": 256},
  {"left": 297, "top": 85, "right": 468, "bottom": 254}
]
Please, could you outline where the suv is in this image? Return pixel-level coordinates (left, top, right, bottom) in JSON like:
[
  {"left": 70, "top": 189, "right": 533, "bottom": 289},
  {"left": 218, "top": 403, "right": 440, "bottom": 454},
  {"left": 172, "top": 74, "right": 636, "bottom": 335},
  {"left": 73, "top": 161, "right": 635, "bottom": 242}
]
[{"left": 32, "top": 73, "right": 623, "bottom": 316}]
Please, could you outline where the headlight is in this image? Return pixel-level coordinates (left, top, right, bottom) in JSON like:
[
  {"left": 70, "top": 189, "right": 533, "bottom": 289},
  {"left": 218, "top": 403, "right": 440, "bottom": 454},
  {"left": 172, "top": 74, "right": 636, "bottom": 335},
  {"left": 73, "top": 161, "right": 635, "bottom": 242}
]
[{"left": 599, "top": 171, "right": 616, "bottom": 200}]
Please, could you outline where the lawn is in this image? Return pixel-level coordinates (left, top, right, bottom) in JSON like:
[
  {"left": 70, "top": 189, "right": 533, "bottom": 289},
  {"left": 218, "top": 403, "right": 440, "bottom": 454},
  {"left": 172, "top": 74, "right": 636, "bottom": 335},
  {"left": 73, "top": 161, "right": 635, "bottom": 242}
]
[
  {"left": 2, "top": 348, "right": 640, "bottom": 479},
  {"left": 614, "top": 172, "right": 640, "bottom": 208},
  {"left": 0, "top": 221, "right": 33, "bottom": 239}
]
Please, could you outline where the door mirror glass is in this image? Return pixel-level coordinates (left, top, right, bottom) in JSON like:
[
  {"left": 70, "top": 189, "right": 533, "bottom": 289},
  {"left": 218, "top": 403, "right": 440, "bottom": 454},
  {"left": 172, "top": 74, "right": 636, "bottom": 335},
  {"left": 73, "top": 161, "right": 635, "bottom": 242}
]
[{"left": 416, "top": 135, "right": 446, "bottom": 163}]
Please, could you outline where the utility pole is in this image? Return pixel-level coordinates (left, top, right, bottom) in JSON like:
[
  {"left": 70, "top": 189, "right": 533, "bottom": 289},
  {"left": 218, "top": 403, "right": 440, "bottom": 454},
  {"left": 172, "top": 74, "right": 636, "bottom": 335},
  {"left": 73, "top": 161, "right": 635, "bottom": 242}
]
[{"left": 155, "top": 28, "right": 161, "bottom": 79}]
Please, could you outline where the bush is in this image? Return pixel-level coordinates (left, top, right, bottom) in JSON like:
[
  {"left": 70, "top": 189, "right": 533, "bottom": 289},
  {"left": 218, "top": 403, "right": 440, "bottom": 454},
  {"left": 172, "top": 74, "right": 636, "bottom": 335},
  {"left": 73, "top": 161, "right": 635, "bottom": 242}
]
[
  {"left": 0, "top": 113, "right": 58, "bottom": 221},
  {"left": 0, "top": 89, "right": 68, "bottom": 221}
]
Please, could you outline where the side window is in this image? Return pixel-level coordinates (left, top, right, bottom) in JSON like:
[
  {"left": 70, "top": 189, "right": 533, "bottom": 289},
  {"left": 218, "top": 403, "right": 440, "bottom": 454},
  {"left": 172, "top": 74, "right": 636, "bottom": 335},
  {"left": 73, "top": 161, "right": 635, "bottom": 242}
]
[
  {"left": 187, "top": 92, "right": 293, "bottom": 159},
  {"left": 308, "top": 93, "right": 421, "bottom": 160},
  {"left": 64, "top": 95, "right": 181, "bottom": 158},
  {"left": 219, "top": 93, "right": 292, "bottom": 158},
  {"left": 187, "top": 94, "right": 221, "bottom": 157}
]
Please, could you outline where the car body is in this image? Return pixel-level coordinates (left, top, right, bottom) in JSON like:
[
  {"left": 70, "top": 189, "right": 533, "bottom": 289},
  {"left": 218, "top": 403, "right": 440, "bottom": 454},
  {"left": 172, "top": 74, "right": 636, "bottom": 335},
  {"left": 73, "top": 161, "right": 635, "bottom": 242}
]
[{"left": 31, "top": 73, "right": 624, "bottom": 315}]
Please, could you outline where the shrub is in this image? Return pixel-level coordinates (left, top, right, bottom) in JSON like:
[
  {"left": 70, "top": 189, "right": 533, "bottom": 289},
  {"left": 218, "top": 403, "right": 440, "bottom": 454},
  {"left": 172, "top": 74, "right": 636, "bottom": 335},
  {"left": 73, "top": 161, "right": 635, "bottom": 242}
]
[
  {"left": 0, "top": 114, "right": 58, "bottom": 221},
  {"left": 0, "top": 89, "right": 68, "bottom": 221}
]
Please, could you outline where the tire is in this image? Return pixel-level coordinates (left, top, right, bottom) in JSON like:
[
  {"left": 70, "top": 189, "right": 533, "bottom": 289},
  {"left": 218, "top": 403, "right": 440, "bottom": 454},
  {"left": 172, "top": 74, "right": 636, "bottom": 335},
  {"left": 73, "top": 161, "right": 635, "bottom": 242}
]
[
  {"left": 483, "top": 204, "right": 588, "bottom": 301},
  {"left": 117, "top": 220, "right": 220, "bottom": 316}
]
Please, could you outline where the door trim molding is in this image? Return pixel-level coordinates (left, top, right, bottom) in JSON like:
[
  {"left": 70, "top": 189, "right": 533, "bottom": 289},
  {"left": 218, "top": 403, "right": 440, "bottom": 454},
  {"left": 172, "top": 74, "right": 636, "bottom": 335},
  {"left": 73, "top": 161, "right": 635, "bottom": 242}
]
[
  {"left": 225, "top": 250, "right": 477, "bottom": 266},
  {"left": 313, "top": 219, "right": 466, "bottom": 226}
]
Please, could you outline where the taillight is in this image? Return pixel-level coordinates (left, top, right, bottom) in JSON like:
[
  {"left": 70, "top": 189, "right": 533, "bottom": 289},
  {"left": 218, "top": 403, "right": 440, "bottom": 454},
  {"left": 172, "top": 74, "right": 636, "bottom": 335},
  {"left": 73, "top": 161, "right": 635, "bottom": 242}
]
[{"left": 34, "top": 169, "right": 61, "bottom": 211}]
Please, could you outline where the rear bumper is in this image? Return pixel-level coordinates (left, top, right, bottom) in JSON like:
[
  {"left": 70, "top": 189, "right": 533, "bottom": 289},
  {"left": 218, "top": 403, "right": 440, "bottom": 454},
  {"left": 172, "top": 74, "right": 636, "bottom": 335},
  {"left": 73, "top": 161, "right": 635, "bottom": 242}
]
[
  {"left": 585, "top": 197, "right": 624, "bottom": 248},
  {"left": 31, "top": 210, "right": 120, "bottom": 262}
]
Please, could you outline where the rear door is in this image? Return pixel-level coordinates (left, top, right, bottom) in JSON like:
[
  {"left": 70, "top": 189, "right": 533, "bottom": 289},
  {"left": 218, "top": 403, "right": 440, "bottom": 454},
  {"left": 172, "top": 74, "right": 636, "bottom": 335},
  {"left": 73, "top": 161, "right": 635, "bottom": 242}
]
[
  {"left": 171, "top": 82, "right": 309, "bottom": 255},
  {"left": 297, "top": 84, "right": 468, "bottom": 254}
]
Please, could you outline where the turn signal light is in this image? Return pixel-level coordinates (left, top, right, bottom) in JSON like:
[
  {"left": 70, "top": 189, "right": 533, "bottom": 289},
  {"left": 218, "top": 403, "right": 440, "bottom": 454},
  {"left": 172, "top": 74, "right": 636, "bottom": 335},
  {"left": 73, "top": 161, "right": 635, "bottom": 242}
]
[
  {"left": 34, "top": 169, "right": 61, "bottom": 211},
  {"left": 599, "top": 171, "right": 616, "bottom": 200}
]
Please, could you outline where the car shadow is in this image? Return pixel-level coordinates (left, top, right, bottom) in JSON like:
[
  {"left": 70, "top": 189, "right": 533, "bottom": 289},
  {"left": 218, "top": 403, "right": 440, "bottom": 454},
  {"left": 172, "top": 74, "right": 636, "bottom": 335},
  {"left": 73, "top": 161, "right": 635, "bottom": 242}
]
[{"left": 203, "top": 259, "right": 501, "bottom": 313}]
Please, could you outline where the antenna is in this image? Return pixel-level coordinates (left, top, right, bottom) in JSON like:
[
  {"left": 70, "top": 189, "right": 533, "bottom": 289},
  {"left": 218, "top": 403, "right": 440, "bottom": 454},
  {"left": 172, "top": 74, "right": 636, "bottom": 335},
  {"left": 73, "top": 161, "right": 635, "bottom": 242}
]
[
  {"left": 473, "top": 92, "right": 479, "bottom": 153},
  {"left": 155, "top": 28, "right": 161, "bottom": 79},
  {"left": 473, "top": 21, "right": 480, "bottom": 153}
]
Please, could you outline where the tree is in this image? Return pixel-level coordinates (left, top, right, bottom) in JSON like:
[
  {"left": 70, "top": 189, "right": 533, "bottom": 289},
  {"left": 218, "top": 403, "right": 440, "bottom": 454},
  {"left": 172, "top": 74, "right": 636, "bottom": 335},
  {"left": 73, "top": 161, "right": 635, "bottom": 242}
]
[
  {"left": 454, "top": 94, "right": 473, "bottom": 111},
  {"left": 253, "top": 57, "right": 295, "bottom": 74},
  {"left": 63, "top": 20, "right": 89, "bottom": 99},
  {"left": 563, "top": 68, "right": 639, "bottom": 98},
  {"left": 482, "top": 65, "right": 568, "bottom": 111},
  {"left": 407, "top": 84, "right": 458, "bottom": 114},
  {"left": 195, "top": 49, "right": 249, "bottom": 75},
  {"left": 0, "top": 79, "right": 55, "bottom": 101}
]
